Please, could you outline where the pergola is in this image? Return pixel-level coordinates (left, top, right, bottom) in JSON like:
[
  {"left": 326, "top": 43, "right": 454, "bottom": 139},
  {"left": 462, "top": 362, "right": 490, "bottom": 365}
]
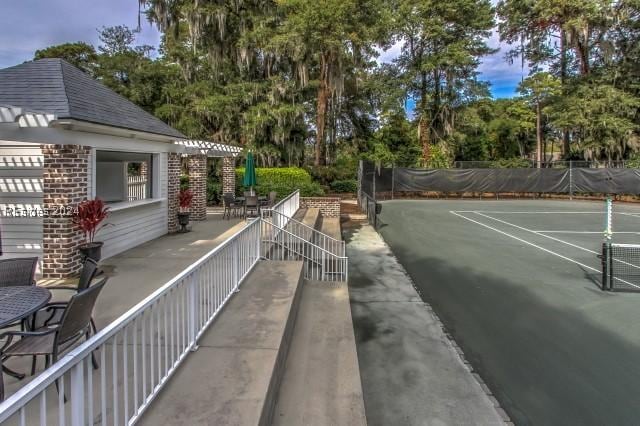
[{"left": 174, "top": 140, "right": 243, "bottom": 158}]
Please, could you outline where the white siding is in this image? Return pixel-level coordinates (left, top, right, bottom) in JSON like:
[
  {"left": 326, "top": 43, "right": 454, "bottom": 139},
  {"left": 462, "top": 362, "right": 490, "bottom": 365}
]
[
  {"left": 0, "top": 143, "right": 44, "bottom": 268},
  {"left": 95, "top": 152, "right": 169, "bottom": 260}
]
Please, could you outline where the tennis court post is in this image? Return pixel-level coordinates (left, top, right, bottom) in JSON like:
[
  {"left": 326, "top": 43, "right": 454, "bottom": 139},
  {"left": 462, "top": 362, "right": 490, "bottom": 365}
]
[{"left": 602, "top": 197, "right": 613, "bottom": 290}]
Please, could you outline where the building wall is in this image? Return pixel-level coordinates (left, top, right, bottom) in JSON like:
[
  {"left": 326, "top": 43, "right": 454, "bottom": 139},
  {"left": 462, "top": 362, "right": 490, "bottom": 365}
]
[
  {"left": 0, "top": 126, "right": 177, "bottom": 276},
  {"left": 0, "top": 142, "right": 44, "bottom": 272}
]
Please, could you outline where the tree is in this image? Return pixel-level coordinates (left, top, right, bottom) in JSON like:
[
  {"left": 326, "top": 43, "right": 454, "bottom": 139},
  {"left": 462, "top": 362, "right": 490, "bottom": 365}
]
[
  {"left": 34, "top": 42, "right": 98, "bottom": 74},
  {"left": 518, "top": 72, "right": 561, "bottom": 166},
  {"left": 392, "top": 0, "right": 495, "bottom": 164},
  {"left": 274, "top": 0, "right": 388, "bottom": 165}
]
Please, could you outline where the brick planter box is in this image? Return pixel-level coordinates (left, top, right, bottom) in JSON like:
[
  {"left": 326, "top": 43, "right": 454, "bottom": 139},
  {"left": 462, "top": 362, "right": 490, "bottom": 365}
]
[{"left": 300, "top": 197, "right": 341, "bottom": 217}]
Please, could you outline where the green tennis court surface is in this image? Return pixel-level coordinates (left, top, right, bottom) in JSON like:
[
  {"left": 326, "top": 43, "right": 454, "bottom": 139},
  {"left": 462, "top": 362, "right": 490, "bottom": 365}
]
[{"left": 376, "top": 199, "right": 640, "bottom": 425}]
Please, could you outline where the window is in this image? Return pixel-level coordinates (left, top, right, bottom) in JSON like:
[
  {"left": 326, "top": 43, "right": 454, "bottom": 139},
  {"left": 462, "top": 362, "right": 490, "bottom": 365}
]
[{"left": 95, "top": 151, "right": 154, "bottom": 203}]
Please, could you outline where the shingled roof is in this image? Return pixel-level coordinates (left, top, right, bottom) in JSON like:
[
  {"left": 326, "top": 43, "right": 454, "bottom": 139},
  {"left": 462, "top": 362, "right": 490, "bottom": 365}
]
[{"left": 0, "top": 58, "right": 185, "bottom": 139}]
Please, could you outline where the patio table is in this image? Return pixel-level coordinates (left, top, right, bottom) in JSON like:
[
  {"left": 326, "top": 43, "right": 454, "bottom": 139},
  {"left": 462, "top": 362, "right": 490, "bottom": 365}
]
[{"left": 0, "top": 286, "right": 51, "bottom": 379}]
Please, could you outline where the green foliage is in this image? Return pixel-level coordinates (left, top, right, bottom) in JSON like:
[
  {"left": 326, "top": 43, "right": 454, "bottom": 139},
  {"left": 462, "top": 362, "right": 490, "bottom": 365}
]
[
  {"left": 234, "top": 167, "right": 324, "bottom": 197},
  {"left": 330, "top": 180, "right": 358, "bottom": 193},
  {"left": 34, "top": 42, "right": 98, "bottom": 73},
  {"left": 207, "top": 181, "right": 222, "bottom": 206},
  {"left": 305, "top": 166, "right": 356, "bottom": 186},
  {"left": 236, "top": 167, "right": 312, "bottom": 187},
  {"left": 626, "top": 154, "right": 640, "bottom": 169},
  {"left": 492, "top": 158, "right": 532, "bottom": 168},
  {"left": 425, "top": 144, "right": 452, "bottom": 169},
  {"left": 179, "top": 175, "right": 189, "bottom": 191}
]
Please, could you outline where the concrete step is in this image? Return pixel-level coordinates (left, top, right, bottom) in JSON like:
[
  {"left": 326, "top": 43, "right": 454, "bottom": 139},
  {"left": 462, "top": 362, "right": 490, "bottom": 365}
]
[
  {"left": 273, "top": 280, "right": 366, "bottom": 426},
  {"left": 318, "top": 217, "right": 342, "bottom": 241},
  {"left": 139, "top": 260, "right": 304, "bottom": 426}
]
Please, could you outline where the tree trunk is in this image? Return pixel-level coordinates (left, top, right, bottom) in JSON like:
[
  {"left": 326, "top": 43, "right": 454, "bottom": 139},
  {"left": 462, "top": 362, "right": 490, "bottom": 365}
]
[
  {"left": 536, "top": 101, "right": 543, "bottom": 168},
  {"left": 315, "top": 53, "right": 329, "bottom": 166},
  {"left": 419, "top": 71, "right": 431, "bottom": 165},
  {"left": 560, "top": 29, "right": 571, "bottom": 158}
]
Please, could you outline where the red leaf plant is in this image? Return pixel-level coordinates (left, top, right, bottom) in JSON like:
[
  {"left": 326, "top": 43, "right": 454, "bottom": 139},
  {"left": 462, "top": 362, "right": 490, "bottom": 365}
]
[
  {"left": 73, "top": 198, "right": 110, "bottom": 244},
  {"left": 178, "top": 189, "right": 193, "bottom": 212}
]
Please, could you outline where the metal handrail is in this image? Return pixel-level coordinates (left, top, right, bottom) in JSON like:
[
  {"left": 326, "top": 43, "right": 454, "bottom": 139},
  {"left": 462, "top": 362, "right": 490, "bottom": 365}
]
[
  {"left": 261, "top": 220, "right": 348, "bottom": 282},
  {"left": 267, "top": 210, "right": 345, "bottom": 257}
]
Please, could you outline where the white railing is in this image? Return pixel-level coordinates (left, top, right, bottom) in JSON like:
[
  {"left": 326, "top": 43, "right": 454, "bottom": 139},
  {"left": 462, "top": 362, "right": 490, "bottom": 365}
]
[
  {"left": 127, "top": 176, "right": 147, "bottom": 201},
  {"left": 0, "top": 219, "right": 262, "bottom": 425},
  {"left": 268, "top": 210, "right": 345, "bottom": 258},
  {"left": 0, "top": 190, "right": 348, "bottom": 424},
  {"left": 261, "top": 220, "right": 348, "bottom": 282},
  {"left": 267, "top": 190, "right": 300, "bottom": 230}
]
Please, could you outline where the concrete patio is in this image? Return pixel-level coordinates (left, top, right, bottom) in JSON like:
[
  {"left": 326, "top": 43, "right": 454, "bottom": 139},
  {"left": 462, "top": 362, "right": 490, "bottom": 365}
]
[{"left": 2, "top": 212, "right": 244, "bottom": 399}]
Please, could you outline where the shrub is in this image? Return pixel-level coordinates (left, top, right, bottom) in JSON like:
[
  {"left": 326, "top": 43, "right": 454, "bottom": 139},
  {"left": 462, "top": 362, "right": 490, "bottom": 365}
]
[
  {"left": 492, "top": 158, "right": 532, "bottom": 168},
  {"left": 236, "top": 167, "right": 312, "bottom": 187},
  {"left": 330, "top": 179, "right": 358, "bottom": 193},
  {"left": 235, "top": 167, "right": 322, "bottom": 198},
  {"left": 305, "top": 165, "right": 356, "bottom": 186},
  {"left": 207, "top": 180, "right": 222, "bottom": 206}
]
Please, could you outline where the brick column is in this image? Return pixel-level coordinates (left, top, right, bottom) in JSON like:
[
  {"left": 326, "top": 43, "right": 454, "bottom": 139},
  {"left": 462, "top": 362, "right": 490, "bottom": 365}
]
[
  {"left": 167, "top": 153, "right": 181, "bottom": 233},
  {"left": 222, "top": 157, "right": 236, "bottom": 195},
  {"left": 42, "top": 144, "right": 90, "bottom": 279},
  {"left": 188, "top": 154, "right": 207, "bottom": 221}
]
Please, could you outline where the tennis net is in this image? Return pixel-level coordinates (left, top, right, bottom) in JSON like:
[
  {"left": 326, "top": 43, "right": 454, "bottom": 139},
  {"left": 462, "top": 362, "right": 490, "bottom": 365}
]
[{"left": 602, "top": 243, "right": 640, "bottom": 292}]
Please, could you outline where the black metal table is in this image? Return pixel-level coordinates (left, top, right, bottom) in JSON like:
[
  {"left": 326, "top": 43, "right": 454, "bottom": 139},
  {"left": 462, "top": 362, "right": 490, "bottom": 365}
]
[{"left": 0, "top": 286, "right": 51, "bottom": 379}]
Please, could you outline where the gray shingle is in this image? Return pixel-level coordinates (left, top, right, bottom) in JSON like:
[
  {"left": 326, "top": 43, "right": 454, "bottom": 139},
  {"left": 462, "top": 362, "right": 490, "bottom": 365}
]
[{"left": 0, "top": 58, "right": 185, "bottom": 139}]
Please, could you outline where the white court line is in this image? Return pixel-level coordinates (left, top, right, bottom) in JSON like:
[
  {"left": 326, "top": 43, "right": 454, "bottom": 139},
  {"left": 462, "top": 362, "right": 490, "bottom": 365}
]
[
  {"left": 451, "top": 211, "right": 640, "bottom": 289},
  {"left": 453, "top": 211, "right": 602, "bottom": 214},
  {"left": 535, "top": 231, "right": 640, "bottom": 234},
  {"left": 449, "top": 211, "right": 601, "bottom": 274}
]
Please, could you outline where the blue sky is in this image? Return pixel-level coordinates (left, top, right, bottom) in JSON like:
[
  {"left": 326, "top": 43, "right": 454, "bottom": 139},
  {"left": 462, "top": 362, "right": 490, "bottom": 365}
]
[{"left": 0, "top": 1, "right": 525, "bottom": 99}]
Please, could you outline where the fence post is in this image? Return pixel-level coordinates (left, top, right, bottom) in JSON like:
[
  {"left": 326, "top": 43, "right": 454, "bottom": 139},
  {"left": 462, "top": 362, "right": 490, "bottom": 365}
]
[
  {"left": 70, "top": 362, "right": 85, "bottom": 426},
  {"left": 233, "top": 240, "right": 240, "bottom": 292},
  {"left": 189, "top": 268, "right": 200, "bottom": 350},
  {"left": 569, "top": 160, "right": 573, "bottom": 199},
  {"left": 391, "top": 164, "right": 395, "bottom": 200}
]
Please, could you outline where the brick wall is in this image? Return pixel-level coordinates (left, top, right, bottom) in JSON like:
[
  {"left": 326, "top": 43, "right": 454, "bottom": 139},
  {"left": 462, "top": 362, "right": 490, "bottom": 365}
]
[
  {"left": 222, "top": 157, "right": 236, "bottom": 195},
  {"left": 41, "top": 144, "right": 90, "bottom": 278},
  {"left": 167, "top": 153, "right": 181, "bottom": 233},
  {"left": 300, "top": 197, "right": 341, "bottom": 217},
  {"left": 188, "top": 154, "right": 207, "bottom": 221}
]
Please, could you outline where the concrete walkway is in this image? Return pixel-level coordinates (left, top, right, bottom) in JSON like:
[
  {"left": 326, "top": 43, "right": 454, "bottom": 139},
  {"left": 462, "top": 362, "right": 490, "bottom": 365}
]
[{"left": 345, "top": 223, "right": 506, "bottom": 425}]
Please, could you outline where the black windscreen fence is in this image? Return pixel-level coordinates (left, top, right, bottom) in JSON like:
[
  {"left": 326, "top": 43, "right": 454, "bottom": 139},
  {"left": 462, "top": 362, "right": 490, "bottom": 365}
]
[{"left": 359, "top": 161, "right": 640, "bottom": 199}]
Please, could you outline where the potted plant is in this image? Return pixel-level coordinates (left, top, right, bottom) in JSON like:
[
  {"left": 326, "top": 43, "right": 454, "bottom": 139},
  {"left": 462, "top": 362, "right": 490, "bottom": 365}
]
[
  {"left": 74, "top": 198, "right": 110, "bottom": 262},
  {"left": 178, "top": 189, "right": 193, "bottom": 233}
]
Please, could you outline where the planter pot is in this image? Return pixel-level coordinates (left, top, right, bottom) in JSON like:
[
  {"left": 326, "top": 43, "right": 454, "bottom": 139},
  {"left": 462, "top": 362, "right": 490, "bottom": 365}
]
[
  {"left": 177, "top": 212, "right": 190, "bottom": 233},
  {"left": 79, "top": 241, "right": 104, "bottom": 262}
]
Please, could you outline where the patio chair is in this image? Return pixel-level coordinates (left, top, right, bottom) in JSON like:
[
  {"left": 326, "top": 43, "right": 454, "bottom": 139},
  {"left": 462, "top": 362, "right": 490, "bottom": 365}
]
[
  {"left": 244, "top": 195, "right": 260, "bottom": 219},
  {"left": 223, "top": 193, "right": 242, "bottom": 220},
  {"left": 31, "top": 258, "right": 100, "bottom": 333},
  {"left": 0, "top": 257, "right": 38, "bottom": 287},
  {"left": 0, "top": 277, "right": 107, "bottom": 400}
]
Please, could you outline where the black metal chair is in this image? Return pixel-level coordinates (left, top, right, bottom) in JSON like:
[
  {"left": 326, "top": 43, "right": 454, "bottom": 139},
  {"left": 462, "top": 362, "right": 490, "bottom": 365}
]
[
  {"left": 223, "top": 193, "right": 242, "bottom": 219},
  {"left": 0, "top": 277, "right": 107, "bottom": 400},
  {"left": 244, "top": 195, "right": 260, "bottom": 219},
  {"left": 31, "top": 258, "right": 100, "bottom": 332},
  {"left": 0, "top": 257, "right": 38, "bottom": 287}
]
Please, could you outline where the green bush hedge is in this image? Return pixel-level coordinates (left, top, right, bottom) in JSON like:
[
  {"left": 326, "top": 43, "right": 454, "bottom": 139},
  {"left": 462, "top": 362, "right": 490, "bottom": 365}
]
[
  {"left": 235, "top": 167, "right": 324, "bottom": 198},
  {"left": 305, "top": 165, "right": 356, "bottom": 186},
  {"left": 330, "top": 179, "right": 358, "bottom": 193}
]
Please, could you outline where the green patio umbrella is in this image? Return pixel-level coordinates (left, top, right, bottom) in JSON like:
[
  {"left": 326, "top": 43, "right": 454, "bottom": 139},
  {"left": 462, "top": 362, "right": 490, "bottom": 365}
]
[{"left": 243, "top": 151, "right": 257, "bottom": 195}]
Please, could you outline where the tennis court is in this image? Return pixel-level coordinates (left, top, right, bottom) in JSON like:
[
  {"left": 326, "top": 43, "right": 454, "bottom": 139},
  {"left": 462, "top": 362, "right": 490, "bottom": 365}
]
[{"left": 376, "top": 199, "right": 640, "bottom": 425}]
